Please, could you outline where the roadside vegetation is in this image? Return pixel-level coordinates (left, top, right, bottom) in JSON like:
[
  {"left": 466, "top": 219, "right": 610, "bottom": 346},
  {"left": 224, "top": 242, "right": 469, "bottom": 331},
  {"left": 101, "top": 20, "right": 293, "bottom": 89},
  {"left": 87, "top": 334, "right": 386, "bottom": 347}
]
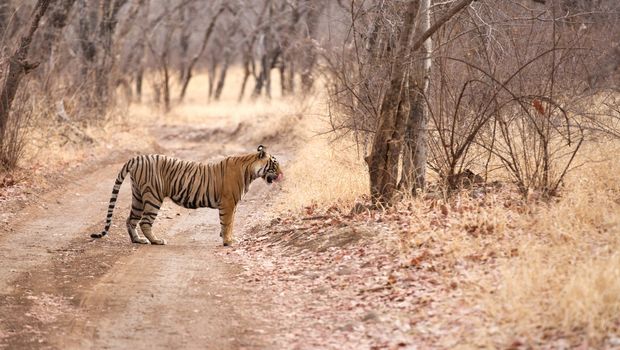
[{"left": 1, "top": 0, "right": 619, "bottom": 348}]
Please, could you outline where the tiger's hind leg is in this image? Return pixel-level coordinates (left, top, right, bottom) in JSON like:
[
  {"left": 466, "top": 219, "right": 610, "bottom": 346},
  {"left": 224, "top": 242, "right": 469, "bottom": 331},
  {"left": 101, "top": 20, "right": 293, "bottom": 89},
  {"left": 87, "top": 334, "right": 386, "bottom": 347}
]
[
  {"left": 139, "top": 195, "right": 167, "bottom": 245},
  {"left": 126, "top": 186, "right": 149, "bottom": 244}
]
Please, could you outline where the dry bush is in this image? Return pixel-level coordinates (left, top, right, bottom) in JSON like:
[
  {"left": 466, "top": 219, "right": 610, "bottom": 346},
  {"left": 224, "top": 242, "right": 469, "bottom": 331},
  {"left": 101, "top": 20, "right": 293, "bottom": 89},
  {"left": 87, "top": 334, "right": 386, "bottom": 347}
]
[
  {"left": 478, "top": 140, "right": 620, "bottom": 345},
  {"left": 323, "top": 0, "right": 620, "bottom": 197},
  {"left": 428, "top": 1, "right": 619, "bottom": 196},
  {"left": 0, "top": 87, "right": 35, "bottom": 170}
]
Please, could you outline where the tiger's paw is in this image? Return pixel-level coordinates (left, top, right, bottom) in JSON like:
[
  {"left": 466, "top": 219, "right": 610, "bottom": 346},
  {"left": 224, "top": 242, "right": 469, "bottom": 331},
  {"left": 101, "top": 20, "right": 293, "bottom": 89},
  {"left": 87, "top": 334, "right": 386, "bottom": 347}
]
[
  {"left": 150, "top": 239, "right": 167, "bottom": 245},
  {"left": 132, "top": 237, "right": 150, "bottom": 244}
]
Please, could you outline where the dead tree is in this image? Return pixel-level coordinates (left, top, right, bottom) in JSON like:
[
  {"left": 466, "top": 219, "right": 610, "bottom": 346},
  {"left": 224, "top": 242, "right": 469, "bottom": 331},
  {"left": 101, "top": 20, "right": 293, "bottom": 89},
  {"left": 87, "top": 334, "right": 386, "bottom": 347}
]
[
  {"left": 251, "top": 0, "right": 289, "bottom": 99},
  {"left": 368, "top": 0, "right": 476, "bottom": 205},
  {"left": 75, "top": 0, "right": 129, "bottom": 114},
  {"left": 0, "top": 0, "right": 52, "bottom": 163},
  {"left": 95, "top": 0, "right": 129, "bottom": 109},
  {"left": 238, "top": 1, "right": 269, "bottom": 101},
  {"left": 38, "top": 0, "right": 78, "bottom": 90},
  {"left": 145, "top": 12, "right": 176, "bottom": 112},
  {"left": 367, "top": 0, "right": 419, "bottom": 205},
  {"left": 178, "top": 5, "right": 225, "bottom": 101},
  {"left": 40, "top": 0, "right": 77, "bottom": 59},
  {"left": 213, "top": 17, "right": 241, "bottom": 101},
  {"left": 299, "top": 0, "right": 321, "bottom": 92},
  {"left": 399, "top": 0, "right": 431, "bottom": 194}
]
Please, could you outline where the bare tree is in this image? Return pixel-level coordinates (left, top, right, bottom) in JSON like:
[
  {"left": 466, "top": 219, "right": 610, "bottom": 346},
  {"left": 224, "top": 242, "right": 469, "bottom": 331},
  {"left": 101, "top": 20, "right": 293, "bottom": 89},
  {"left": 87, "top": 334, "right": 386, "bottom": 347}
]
[
  {"left": 0, "top": 0, "right": 52, "bottom": 167},
  {"left": 178, "top": 4, "right": 225, "bottom": 101},
  {"left": 367, "top": 0, "right": 475, "bottom": 205}
]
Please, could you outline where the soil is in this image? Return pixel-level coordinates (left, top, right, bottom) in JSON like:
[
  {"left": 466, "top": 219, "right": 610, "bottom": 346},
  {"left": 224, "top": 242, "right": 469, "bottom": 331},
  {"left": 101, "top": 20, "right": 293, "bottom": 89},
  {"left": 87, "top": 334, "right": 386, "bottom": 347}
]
[{"left": 0, "top": 121, "right": 284, "bottom": 349}]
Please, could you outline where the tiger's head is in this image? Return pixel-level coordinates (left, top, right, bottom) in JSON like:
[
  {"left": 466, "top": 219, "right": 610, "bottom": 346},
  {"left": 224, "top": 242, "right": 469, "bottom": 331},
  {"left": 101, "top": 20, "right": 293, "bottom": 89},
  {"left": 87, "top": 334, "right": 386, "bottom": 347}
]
[{"left": 255, "top": 145, "right": 283, "bottom": 184}]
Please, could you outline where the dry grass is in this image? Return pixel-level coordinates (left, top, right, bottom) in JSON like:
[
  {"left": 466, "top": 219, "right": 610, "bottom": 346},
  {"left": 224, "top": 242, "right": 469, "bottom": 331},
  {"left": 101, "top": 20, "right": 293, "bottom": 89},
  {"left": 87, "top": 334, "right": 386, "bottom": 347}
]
[
  {"left": 477, "top": 140, "right": 620, "bottom": 345},
  {"left": 269, "top": 91, "right": 369, "bottom": 212},
  {"left": 279, "top": 102, "right": 620, "bottom": 346},
  {"left": 20, "top": 106, "right": 154, "bottom": 171},
  {"left": 221, "top": 74, "right": 620, "bottom": 345}
]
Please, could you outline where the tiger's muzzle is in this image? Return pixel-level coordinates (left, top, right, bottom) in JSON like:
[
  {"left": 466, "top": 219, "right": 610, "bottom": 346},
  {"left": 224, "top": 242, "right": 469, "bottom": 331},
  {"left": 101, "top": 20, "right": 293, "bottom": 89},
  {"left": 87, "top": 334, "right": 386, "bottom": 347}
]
[{"left": 265, "top": 171, "right": 283, "bottom": 184}]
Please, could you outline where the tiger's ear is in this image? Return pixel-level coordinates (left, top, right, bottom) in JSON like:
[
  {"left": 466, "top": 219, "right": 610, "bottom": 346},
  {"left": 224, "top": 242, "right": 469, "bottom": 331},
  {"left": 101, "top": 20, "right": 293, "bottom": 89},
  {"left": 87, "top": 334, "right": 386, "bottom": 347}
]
[{"left": 257, "top": 145, "right": 266, "bottom": 158}]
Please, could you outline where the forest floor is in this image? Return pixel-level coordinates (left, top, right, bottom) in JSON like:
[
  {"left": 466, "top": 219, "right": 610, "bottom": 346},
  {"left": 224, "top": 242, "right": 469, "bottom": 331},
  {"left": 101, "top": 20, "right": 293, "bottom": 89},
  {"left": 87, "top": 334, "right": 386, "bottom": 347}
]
[{"left": 0, "top": 95, "right": 619, "bottom": 349}]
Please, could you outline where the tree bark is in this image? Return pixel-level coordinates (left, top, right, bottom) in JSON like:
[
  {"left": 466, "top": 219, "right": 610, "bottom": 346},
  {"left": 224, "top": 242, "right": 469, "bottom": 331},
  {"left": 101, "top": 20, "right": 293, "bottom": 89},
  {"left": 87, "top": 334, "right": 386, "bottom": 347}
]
[
  {"left": 368, "top": 0, "right": 419, "bottom": 205},
  {"left": 400, "top": 0, "right": 432, "bottom": 194},
  {"left": 0, "top": 3, "right": 11, "bottom": 39},
  {"left": 368, "top": 0, "right": 475, "bottom": 204},
  {"left": 135, "top": 68, "right": 143, "bottom": 102},
  {"left": 214, "top": 50, "right": 231, "bottom": 101},
  {"left": 40, "top": 0, "right": 77, "bottom": 61},
  {"left": 0, "top": 0, "right": 52, "bottom": 147},
  {"left": 300, "top": 0, "right": 321, "bottom": 92},
  {"left": 94, "top": 0, "right": 129, "bottom": 110},
  {"left": 238, "top": 57, "right": 251, "bottom": 102},
  {"left": 207, "top": 58, "right": 218, "bottom": 101},
  {"left": 252, "top": 33, "right": 271, "bottom": 99},
  {"left": 162, "top": 58, "right": 170, "bottom": 112}
]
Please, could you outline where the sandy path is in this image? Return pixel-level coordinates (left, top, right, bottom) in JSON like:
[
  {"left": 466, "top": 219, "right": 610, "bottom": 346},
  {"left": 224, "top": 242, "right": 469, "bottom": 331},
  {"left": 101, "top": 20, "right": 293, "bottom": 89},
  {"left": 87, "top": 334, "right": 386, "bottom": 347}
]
[{"left": 0, "top": 123, "right": 280, "bottom": 349}]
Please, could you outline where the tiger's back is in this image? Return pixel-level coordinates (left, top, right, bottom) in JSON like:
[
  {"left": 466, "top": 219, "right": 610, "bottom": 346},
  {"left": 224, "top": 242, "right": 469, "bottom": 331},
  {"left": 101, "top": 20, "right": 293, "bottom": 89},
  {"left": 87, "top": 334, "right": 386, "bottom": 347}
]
[{"left": 130, "top": 155, "right": 224, "bottom": 209}]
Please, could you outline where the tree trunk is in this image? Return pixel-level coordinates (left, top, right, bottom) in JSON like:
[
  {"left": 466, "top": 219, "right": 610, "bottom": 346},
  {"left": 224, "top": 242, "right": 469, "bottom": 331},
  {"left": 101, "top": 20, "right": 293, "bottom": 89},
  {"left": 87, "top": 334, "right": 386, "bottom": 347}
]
[
  {"left": 0, "top": 0, "right": 51, "bottom": 148},
  {"left": 94, "top": 0, "right": 129, "bottom": 111},
  {"left": 40, "top": 0, "right": 77, "bottom": 84},
  {"left": 300, "top": 0, "right": 321, "bottom": 92},
  {"left": 162, "top": 59, "right": 170, "bottom": 112},
  {"left": 177, "top": 5, "right": 192, "bottom": 83},
  {"left": 279, "top": 63, "right": 287, "bottom": 96},
  {"left": 77, "top": 0, "right": 97, "bottom": 115},
  {"left": 400, "top": 0, "right": 432, "bottom": 194},
  {"left": 238, "top": 57, "right": 251, "bottom": 102},
  {"left": 135, "top": 68, "right": 143, "bottom": 102},
  {"left": 207, "top": 58, "right": 218, "bottom": 101},
  {"left": 368, "top": 0, "right": 475, "bottom": 204},
  {"left": 178, "top": 6, "right": 225, "bottom": 102},
  {"left": 367, "top": 0, "right": 419, "bottom": 205},
  {"left": 0, "top": 3, "right": 11, "bottom": 38},
  {"left": 252, "top": 47, "right": 269, "bottom": 98},
  {"left": 287, "top": 60, "right": 295, "bottom": 95},
  {"left": 214, "top": 51, "right": 231, "bottom": 101}
]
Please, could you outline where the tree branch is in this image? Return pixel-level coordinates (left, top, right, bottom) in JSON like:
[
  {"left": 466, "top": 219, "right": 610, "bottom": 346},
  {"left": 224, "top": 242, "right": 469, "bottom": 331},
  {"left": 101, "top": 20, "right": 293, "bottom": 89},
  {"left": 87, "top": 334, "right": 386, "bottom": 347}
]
[{"left": 410, "top": 0, "right": 476, "bottom": 52}]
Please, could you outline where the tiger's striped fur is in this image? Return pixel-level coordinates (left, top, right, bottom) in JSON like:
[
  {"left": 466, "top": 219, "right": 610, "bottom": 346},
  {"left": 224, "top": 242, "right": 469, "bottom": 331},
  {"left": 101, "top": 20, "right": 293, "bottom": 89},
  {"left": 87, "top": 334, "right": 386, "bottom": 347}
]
[{"left": 91, "top": 145, "right": 282, "bottom": 246}]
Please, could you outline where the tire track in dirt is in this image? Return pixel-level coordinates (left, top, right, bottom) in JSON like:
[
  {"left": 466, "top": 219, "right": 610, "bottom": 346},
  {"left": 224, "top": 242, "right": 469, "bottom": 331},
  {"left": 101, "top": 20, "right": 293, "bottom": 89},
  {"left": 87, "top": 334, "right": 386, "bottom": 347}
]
[
  {"left": 0, "top": 162, "right": 123, "bottom": 292},
  {"left": 0, "top": 122, "right": 282, "bottom": 349}
]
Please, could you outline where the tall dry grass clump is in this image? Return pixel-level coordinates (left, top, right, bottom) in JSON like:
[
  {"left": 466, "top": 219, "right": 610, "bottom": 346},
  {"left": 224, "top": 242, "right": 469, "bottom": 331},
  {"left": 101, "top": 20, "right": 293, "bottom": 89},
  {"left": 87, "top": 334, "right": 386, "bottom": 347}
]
[
  {"left": 274, "top": 97, "right": 369, "bottom": 212},
  {"left": 483, "top": 140, "right": 620, "bottom": 344},
  {"left": 277, "top": 131, "right": 368, "bottom": 211}
]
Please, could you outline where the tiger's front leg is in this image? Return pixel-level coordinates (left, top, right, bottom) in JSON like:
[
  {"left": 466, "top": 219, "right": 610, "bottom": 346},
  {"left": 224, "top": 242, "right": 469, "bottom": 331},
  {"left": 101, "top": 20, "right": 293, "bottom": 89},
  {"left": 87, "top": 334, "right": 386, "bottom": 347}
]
[{"left": 219, "top": 204, "right": 237, "bottom": 246}]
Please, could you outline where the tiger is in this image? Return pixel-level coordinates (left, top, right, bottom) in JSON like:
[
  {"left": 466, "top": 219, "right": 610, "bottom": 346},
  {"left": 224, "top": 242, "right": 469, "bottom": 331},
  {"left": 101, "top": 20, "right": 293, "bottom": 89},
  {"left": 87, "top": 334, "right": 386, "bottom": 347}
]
[{"left": 91, "top": 145, "right": 282, "bottom": 246}]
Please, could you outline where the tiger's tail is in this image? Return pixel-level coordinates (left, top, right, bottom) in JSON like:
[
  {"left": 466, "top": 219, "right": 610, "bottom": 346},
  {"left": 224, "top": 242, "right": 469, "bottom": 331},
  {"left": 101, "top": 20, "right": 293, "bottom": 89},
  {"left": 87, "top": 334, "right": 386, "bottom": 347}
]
[{"left": 91, "top": 159, "right": 133, "bottom": 239}]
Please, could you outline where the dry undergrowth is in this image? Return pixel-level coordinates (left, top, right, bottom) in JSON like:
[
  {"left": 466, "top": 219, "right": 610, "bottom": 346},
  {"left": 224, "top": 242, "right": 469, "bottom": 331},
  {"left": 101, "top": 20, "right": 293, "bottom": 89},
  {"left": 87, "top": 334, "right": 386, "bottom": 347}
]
[
  {"left": 267, "top": 98, "right": 620, "bottom": 347},
  {"left": 481, "top": 141, "right": 620, "bottom": 346},
  {"left": 0, "top": 101, "right": 158, "bottom": 223}
]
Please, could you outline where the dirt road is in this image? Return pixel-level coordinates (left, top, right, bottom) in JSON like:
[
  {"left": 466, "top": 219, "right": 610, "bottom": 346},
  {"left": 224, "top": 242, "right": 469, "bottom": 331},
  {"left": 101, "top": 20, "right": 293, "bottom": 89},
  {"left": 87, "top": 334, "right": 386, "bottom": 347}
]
[{"left": 0, "top": 122, "right": 282, "bottom": 349}]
